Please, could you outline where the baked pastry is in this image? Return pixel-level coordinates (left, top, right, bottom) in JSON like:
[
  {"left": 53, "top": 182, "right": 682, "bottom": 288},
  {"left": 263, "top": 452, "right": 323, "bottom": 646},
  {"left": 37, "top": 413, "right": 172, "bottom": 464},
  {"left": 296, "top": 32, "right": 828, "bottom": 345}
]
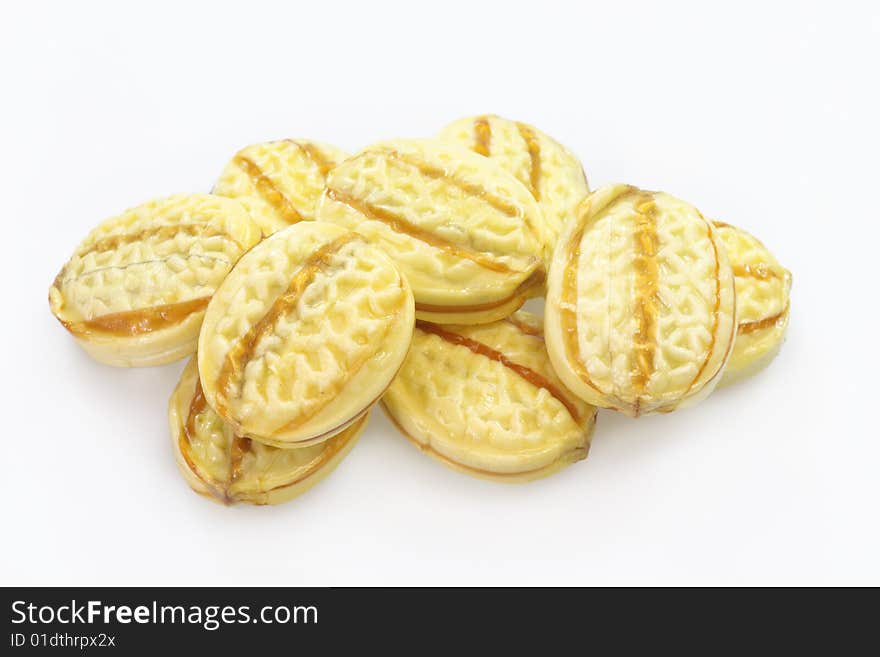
[
  {"left": 713, "top": 221, "right": 792, "bottom": 386},
  {"left": 198, "top": 221, "right": 414, "bottom": 447},
  {"left": 545, "top": 184, "right": 736, "bottom": 416},
  {"left": 213, "top": 139, "right": 348, "bottom": 236},
  {"left": 381, "top": 311, "right": 595, "bottom": 482},
  {"left": 315, "top": 138, "right": 547, "bottom": 324},
  {"left": 170, "top": 358, "right": 364, "bottom": 505},
  {"left": 438, "top": 114, "right": 589, "bottom": 250},
  {"left": 49, "top": 194, "right": 261, "bottom": 367}
]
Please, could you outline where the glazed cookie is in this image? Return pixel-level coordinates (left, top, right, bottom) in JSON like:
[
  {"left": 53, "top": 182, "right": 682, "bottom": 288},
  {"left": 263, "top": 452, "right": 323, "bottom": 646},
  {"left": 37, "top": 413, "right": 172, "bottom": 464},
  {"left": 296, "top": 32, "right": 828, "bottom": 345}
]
[
  {"left": 381, "top": 311, "right": 596, "bottom": 482},
  {"left": 214, "top": 139, "right": 348, "bottom": 236},
  {"left": 170, "top": 358, "right": 364, "bottom": 506},
  {"left": 315, "top": 138, "right": 547, "bottom": 324},
  {"left": 545, "top": 184, "right": 736, "bottom": 416},
  {"left": 439, "top": 114, "right": 589, "bottom": 249},
  {"left": 198, "top": 221, "right": 414, "bottom": 448},
  {"left": 713, "top": 221, "right": 792, "bottom": 386},
  {"left": 49, "top": 194, "right": 262, "bottom": 367}
]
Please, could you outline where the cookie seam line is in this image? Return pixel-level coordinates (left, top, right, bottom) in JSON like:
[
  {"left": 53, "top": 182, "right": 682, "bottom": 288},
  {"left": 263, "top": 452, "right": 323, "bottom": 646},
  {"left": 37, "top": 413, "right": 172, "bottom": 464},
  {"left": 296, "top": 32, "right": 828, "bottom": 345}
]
[
  {"left": 234, "top": 154, "right": 304, "bottom": 225},
  {"left": 738, "top": 303, "right": 790, "bottom": 335},
  {"left": 515, "top": 122, "right": 542, "bottom": 200},
  {"left": 212, "top": 233, "right": 362, "bottom": 423},
  {"left": 413, "top": 269, "right": 544, "bottom": 314},
  {"left": 472, "top": 116, "right": 492, "bottom": 156},
  {"left": 58, "top": 253, "right": 234, "bottom": 287},
  {"left": 284, "top": 139, "right": 336, "bottom": 177},
  {"left": 368, "top": 146, "right": 544, "bottom": 246},
  {"left": 57, "top": 296, "right": 211, "bottom": 338},
  {"left": 416, "top": 320, "right": 584, "bottom": 423},
  {"left": 631, "top": 193, "right": 659, "bottom": 413},
  {"left": 324, "top": 187, "right": 528, "bottom": 275},
  {"left": 684, "top": 214, "right": 724, "bottom": 396}
]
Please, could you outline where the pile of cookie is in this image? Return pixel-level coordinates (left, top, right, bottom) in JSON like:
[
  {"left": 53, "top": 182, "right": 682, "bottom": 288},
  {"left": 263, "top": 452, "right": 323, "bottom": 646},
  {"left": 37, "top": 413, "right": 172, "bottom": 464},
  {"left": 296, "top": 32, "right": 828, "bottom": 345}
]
[{"left": 49, "top": 115, "right": 792, "bottom": 504}]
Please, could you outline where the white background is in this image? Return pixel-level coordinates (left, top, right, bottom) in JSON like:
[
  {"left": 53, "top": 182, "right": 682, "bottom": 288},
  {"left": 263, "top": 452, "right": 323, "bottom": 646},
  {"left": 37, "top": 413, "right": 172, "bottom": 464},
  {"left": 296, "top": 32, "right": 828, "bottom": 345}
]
[{"left": 2, "top": 0, "right": 878, "bottom": 586}]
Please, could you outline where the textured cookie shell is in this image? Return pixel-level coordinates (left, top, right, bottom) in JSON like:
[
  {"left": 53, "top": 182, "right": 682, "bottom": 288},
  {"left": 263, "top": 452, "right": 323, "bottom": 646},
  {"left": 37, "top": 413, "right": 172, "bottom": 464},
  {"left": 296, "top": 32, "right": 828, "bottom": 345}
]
[
  {"left": 438, "top": 114, "right": 589, "bottom": 251},
  {"left": 545, "top": 184, "right": 736, "bottom": 416},
  {"left": 713, "top": 221, "right": 792, "bottom": 386},
  {"left": 315, "top": 138, "right": 547, "bottom": 325},
  {"left": 198, "top": 221, "right": 414, "bottom": 447},
  {"left": 214, "top": 139, "right": 348, "bottom": 236},
  {"left": 382, "top": 311, "right": 595, "bottom": 482},
  {"left": 49, "top": 194, "right": 262, "bottom": 367},
  {"left": 170, "top": 358, "right": 364, "bottom": 506}
]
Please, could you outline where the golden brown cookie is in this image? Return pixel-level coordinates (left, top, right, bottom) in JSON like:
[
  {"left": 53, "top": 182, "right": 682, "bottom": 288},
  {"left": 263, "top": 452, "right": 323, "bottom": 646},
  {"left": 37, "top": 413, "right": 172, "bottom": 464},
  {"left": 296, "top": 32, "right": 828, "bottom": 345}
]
[
  {"left": 170, "top": 358, "right": 364, "bottom": 505},
  {"left": 382, "top": 311, "right": 595, "bottom": 482},
  {"left": 545, "top": 184, "right": 736, "bottom": 416},
  {"left": 198, "top": 221, "right": 414, "bottom": 447},
  {"left": 49, "top": 194, "right": 261, "bottom": 366},
  {"left": 214, "top": 139, "right": 348, "bottom": 236},
  {"left": 439, "top": 114, "right": 589, "bottom": 250},
  {"left": 713, "top": 221, "right": 792, "bottom": 386},
  {"left": 315, "top": 138, "right": 547, "bottom": 324}
]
